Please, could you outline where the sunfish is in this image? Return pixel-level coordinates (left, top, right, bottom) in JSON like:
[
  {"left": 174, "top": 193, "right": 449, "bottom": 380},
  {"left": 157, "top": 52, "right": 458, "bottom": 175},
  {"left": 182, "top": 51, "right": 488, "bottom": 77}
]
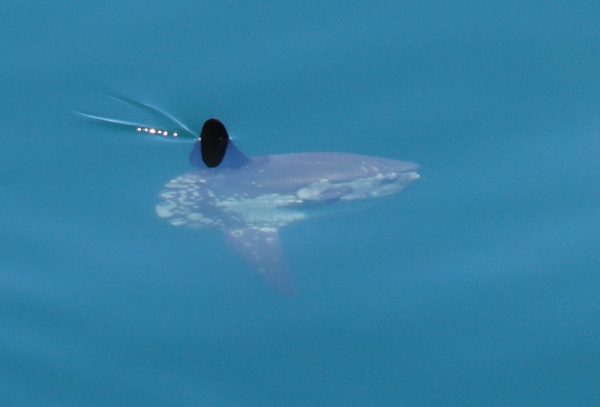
[{"left": 78, "top": 97, "right": 419, "bottom": 296}]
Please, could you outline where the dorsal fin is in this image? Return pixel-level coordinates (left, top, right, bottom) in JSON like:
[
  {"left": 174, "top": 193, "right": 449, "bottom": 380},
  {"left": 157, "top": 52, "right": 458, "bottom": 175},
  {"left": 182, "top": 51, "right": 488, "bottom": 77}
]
[
  {"left": 200, "top": 119, "right": 229, "bottom": 168},
  {"left": 189, "top": 119, "right": 249, "bottom": 169}
]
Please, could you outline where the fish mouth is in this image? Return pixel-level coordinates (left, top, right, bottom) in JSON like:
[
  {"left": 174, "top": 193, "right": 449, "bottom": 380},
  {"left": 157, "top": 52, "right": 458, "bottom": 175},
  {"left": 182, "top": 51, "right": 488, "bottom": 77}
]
[
  {"left": 402, "top": 170, "right": 420, "bottom": 182},
  {"left": 383, "top": 162, "right": 420, "bottom": 184}
]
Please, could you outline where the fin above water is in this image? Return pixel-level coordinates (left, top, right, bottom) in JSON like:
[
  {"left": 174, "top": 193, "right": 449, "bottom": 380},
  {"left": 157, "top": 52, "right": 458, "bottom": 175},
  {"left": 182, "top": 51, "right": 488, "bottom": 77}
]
[
  {"left": 190, "top": 124, "right": 250, "bottom": 169},
  {"left": 200, "top": 118, "right": 229, "bottom": 168}
]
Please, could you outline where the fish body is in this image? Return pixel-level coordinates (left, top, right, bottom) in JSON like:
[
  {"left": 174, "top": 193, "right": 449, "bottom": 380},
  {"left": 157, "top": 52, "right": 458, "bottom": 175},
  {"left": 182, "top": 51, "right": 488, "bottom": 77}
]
[
  {"left": 77, "top": 96, "right": 419, "bottom": 295},
  {"left": 157, "top": 143, "right": 419, "bottom": 295}
]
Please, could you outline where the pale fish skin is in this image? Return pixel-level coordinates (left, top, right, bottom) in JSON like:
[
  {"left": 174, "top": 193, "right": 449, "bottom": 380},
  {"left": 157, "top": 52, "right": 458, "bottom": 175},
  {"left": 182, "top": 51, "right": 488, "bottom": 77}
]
[
  {"left": 156, "top": 149, "right": 419, "bottom": 296},
  {"left": 76, "top": 96, "right": 419, "bottom": 296}
]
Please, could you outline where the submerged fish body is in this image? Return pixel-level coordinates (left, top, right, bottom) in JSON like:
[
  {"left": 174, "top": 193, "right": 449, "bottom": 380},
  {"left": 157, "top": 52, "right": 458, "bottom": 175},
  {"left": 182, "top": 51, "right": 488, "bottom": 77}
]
[
  {"left": 78, "top": 97, "right": 419, "bottom": 296},
  {"left": 156, "top": 145, "right": 419, "bottom": 295},
  {"left": 157, "top": 150, "right": 419, "bottom": 230}
]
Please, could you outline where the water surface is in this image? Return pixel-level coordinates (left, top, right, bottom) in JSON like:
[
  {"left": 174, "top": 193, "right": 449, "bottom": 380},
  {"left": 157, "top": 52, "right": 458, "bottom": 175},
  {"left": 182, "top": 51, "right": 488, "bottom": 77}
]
[{"left": 1, "top": 1, "right": 600, "bottom": 405}]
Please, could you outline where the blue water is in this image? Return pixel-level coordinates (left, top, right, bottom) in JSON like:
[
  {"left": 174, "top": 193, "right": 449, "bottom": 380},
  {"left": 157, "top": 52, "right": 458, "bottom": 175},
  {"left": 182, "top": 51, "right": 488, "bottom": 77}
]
[{"left": 2, "top": 1, "right": 600, "bottom": 405}]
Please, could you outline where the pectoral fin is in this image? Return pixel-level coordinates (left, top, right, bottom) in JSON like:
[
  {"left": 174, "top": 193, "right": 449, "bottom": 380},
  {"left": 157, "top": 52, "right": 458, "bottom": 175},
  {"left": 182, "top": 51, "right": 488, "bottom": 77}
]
[{"left": 223, "top": 228, "right": 295, "bottom": 297}]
